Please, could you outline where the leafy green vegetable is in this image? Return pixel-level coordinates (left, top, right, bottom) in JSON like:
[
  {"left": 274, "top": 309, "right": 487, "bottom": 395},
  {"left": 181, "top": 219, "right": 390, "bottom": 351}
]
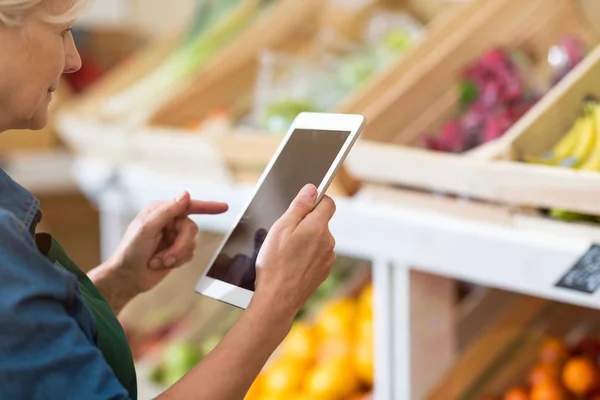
[{"left": 459, "top": 80, "right": 479, "bottom": 107}]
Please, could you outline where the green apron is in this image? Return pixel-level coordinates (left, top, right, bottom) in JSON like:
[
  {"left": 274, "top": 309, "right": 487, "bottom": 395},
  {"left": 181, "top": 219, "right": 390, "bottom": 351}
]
[{"left": 38, "top": 233, "right": 138, "bottom": 399}]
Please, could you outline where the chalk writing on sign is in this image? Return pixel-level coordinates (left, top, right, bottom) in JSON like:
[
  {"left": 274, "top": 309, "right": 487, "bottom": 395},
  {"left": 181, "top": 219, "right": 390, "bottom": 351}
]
[{"left": 555, "top": 245, "right": 600, "bottom": 294}]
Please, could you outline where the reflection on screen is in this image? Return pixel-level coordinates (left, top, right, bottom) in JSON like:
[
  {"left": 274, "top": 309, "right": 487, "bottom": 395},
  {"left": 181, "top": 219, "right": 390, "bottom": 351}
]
[{"left": 206, "top": 128, "right": 351, "bottom": 291}]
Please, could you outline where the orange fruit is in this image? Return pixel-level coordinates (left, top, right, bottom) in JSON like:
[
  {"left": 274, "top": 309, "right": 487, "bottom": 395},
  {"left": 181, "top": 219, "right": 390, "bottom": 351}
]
[
  {"left": 358, "top": 283, "right": 373, "bottom": 319},
  {"left": 562, "top": 356, "right": 599, "bottom": 396},
  {"left": 538, "top": 337, "right": 569, "bottom": 366},
  {"left": 304, "top": 357, "right": 360, "bottom": 399},
  {"left": 314, "top": 298, "right": 357, "bottom": 340},
  {"left": 287, "top": 393, "right": 314, "bottom": 400},
  {"left": 356, "top": 315, "right": 373, "bottom": 342},
  {"left": 528, "top": 362, "right": 561, "bottom": 387},
  {"left": 354, "top": 337, "right": 374, "bottom": 388},
  {"left": 261, "top": 359, "right": 307, "bottom": 396},
  {"left": 317, "top": 337, "right": 353, "bottom": 363},
  {"left": 259, "top": 395, "right": 292, "bottom": 400},
  {"left": 280, "top": 322, "right": 316, "bottom": 366},
  {"left": 530, "top": 381, "right": 567, "bottom": 400},
  {"left": 244, "top": 375, "right": 264, "bottom": 400},
  {"left": 503, "top": 387, "right": 528, "bottom": 400}
]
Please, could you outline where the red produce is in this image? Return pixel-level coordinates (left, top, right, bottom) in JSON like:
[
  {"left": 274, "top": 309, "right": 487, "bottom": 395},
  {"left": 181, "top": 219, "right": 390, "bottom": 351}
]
[
  {"left": 421, "top": 135, "right": 450, "bottom": 153},
  {"left": 421, "top": 36, "right": 586, "bottom": 153},
  {"left": 483, "top": 111, "right": 513, "bottom": 143},
  {"left": 440, "top": 120, "right": 466, "bottom": 152}
]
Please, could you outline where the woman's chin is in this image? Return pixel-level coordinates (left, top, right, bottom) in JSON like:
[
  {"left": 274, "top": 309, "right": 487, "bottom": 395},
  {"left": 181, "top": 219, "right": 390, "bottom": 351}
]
[{"left": 26, "top": 113, "right": 49, "bottom": 131}]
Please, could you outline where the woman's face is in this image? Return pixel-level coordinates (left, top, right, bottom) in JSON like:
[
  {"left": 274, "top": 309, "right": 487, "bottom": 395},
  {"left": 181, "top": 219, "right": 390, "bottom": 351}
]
[{"left": 0, "top": 0, "right": 82, "bottom": 131}]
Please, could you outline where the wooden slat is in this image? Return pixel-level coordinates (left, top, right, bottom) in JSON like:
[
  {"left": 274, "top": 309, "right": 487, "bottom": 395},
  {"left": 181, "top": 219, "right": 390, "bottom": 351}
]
[
  {"left": 425, "top": 296, "right": 547, "bottom": 400},
  {"left": 360, "top": 184, "right": 600, "bottom": 241},
  {"left": 456, "top": 288, "right": 518, "bottom": 351}
]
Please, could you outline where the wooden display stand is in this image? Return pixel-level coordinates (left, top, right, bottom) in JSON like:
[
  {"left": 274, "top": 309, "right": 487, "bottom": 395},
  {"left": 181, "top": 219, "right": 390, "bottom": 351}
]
[
  {"left": 346, "top": 0, "right": 600, "bottom": 214},
  {"left": 58, "top": 0, "right": 478, "bottom": 196}
]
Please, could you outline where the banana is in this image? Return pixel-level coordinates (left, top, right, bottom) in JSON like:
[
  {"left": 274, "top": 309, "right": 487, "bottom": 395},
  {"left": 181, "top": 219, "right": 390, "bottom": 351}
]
[
  {"left": 549, "top": 208, "right": 599, "bottom": 223},
  {"left": 557, "top": 99, "right": 596, "bottom": 168},
  {"left": 577, "top": 103, "right": 600, "bottom": 171},
  {"left": 542, "top": 97, "right": 600, "bottom": 222},
  {"left": 524, "top": 118, "right": 584, "bottom": 165}
]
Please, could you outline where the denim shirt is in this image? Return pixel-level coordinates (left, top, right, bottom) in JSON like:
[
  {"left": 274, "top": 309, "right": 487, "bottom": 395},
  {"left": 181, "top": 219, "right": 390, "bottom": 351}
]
[{"left": 0, "top": 168, "right": 130, "bottom": 400}]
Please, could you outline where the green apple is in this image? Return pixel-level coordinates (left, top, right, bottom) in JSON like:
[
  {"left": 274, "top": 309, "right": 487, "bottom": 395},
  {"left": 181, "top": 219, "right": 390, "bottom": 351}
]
[{"left": 161, "top": 341, "right": 202, "bottom": 386}]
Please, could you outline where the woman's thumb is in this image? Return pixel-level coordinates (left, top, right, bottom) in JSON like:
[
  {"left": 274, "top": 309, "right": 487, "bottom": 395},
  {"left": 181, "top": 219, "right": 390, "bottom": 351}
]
[{"left": 279, "top": 184, "right": 317, "bottom": 227}]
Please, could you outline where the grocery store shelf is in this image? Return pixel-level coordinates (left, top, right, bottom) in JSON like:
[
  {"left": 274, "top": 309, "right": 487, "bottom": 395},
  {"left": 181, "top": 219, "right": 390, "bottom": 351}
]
[
  {"left": 73, "top": 158, "right": 600, "bottom": 400},
  {"left": 0, "top": 150, "right": 77, "bottom": 195}
]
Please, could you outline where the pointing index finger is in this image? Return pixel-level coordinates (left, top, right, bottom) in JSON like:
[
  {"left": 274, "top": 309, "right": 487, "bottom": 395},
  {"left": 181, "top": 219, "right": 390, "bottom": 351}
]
[{"left": 185, "top": 200, "right": 229, "bottom": 215}]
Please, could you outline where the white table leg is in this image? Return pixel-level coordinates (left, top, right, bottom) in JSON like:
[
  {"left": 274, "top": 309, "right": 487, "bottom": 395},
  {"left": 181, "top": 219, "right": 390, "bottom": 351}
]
[
  {"left": 392, "top": 263, "right": 411, "bottom": 400},
  {"left": 373, "top": 258, "right": 394, "bottom": 400}
]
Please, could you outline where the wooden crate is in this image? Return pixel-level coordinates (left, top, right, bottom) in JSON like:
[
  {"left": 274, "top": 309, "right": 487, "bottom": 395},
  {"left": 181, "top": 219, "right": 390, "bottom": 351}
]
[
  {"left": 346, "top": 0, "right": 600, "bottom": 214},
  {"left": 426, "top": 297, "right": 600, "bottom": 400},
  {"left": 137, "top": 0, "right": 481, "bottom": 196}
]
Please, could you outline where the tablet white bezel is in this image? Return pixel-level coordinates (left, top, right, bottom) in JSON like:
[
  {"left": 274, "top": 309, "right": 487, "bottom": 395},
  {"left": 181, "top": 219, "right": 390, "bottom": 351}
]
[{"left": 195, "top": 112, "right": 366, "bottom": 309}]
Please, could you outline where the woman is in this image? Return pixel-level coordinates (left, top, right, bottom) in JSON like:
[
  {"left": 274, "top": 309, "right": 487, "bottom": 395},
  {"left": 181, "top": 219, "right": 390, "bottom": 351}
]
[{"left": 0, "top": 1, "right": 338, "bottom": 399}]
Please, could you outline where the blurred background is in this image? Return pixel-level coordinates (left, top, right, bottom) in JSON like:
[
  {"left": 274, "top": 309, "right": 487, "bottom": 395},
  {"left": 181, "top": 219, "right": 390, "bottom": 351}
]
[{"left": 8, "top": 0, "right": 600, "bottom": 399}]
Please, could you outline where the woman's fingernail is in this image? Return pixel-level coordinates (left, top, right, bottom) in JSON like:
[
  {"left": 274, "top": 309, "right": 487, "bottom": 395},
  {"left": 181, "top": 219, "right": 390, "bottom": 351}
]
[
  {"left": 164, "top": 257, "right": 176, "bottom": 268},
  {"left": 149, "top": 259, "right": 163, "bottom": 269},
  {"left": 300, "top": 184, "right": 316, "bottom": 199},
  {"left": 177, "top": 192, "right": 188, "bottom": 202}
]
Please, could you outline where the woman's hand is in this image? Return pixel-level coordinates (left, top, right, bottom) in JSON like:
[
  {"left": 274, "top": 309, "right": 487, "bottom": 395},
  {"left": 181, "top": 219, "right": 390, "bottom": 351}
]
[
  {"left": 159, "top": 184, "right": 338, "bottom": 400},
  {"left": 251, "top": 184, "right": 337, "bottom": 319},
  {"left": 90, "top": 191, "right": 228, "bottom": 314}
]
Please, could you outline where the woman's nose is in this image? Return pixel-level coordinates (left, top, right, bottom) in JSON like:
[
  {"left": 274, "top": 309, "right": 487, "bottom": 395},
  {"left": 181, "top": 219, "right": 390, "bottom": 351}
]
[{"left": 63, "top": 38, "right": 82, "bottom": 74}]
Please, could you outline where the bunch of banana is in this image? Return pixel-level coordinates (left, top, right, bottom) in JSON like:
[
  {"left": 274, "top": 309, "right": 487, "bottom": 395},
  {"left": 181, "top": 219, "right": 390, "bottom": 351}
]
[
  {"left": 524, "top": 95, "right": 600, "bottom": 222},
  {"left": 525, "top": 96, "right": 599, "bottom": 168}
]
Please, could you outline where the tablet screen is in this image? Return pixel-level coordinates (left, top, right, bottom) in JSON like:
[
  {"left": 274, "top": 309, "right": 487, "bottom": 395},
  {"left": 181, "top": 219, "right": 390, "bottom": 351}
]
[{"left": 206, "top": 128, "right": 351, "bottom": 291}]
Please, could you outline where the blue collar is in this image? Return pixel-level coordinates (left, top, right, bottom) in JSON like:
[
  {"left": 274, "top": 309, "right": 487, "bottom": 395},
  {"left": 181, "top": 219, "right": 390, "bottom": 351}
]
[{"left": 0, "top": 168, "right": 41, "bottom": 233}]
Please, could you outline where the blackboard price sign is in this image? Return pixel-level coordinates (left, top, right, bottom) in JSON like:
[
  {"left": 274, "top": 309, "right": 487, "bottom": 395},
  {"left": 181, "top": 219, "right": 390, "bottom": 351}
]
[{"left": 555, "top": 244, "right": 600, "bottom": 294}]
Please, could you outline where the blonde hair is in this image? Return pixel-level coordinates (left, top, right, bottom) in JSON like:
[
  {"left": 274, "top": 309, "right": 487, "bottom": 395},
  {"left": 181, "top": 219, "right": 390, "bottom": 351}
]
[{"left": 0, "top": 0, "right": 90, "bottom": 27}]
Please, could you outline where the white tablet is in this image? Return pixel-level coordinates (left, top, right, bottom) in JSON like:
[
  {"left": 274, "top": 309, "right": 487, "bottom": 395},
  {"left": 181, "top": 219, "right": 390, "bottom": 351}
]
[{"left": 195, "top": 112, "right": 365, "bottom": 309}]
